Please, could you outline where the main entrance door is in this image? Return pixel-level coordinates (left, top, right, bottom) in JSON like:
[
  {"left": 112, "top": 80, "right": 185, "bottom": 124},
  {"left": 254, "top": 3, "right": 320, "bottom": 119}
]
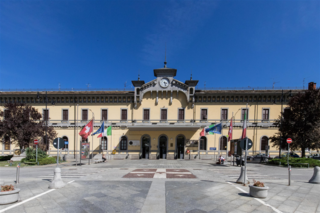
[
  {"left": 159, "top": 136, "right": 167, "bottom": 159},
  {"left": 176, "top": 135, "right": 185, "bottom": 159},
  {"left": 141, "top": 135, "right": 150, "bottom": 159}
]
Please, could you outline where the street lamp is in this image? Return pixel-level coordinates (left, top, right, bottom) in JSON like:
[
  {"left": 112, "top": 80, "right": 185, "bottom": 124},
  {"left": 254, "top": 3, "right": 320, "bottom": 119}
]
[
  {"left": 278, "top": 90, "right": 292, "bottom": 161},
  {"left": 36, "top": 91, "right": 55, "bottom": 151}
]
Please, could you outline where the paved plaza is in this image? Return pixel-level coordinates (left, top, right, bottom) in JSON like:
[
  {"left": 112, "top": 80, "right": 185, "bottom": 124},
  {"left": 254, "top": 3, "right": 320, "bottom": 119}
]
[{"left": 0, "top": 160, "right": 319, "bottom": 213}]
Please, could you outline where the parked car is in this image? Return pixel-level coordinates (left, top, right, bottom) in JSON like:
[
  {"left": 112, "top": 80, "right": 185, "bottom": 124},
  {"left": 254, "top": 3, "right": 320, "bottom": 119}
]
[{"left": 275, "top": 153, "right": 300, "bottom": 158}]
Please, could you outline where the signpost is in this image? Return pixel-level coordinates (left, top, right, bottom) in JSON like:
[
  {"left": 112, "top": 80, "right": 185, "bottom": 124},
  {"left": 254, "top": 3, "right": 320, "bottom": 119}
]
[
  {"left": 53, "top": 138, "right": 64, "bottom": 166},
  {"left": 287, "top": 138, "right": 292, "bottom": 186},
  {"left": 34, "top": 139, "right": 38, "bottom": 165}
]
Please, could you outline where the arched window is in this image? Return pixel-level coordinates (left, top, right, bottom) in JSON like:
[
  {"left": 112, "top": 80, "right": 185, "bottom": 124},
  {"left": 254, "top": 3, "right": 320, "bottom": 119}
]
[
  {"left": 62, "top": 136, "right": 68, "bottom": 149},
  {"left": 220, "top": 136, "right": 227, "bottom": 150},
  {"left": 120, "top": 136, "right": 127, "bottom": 150},
  {"left": 101, "top": 137, "right": 108, "bottom": 150},
  {"left": 261, "top": 136, "right": 268, "bottom": 151},
  {"left": 200, "top": 136, "right": 207, "bottom": 150}
]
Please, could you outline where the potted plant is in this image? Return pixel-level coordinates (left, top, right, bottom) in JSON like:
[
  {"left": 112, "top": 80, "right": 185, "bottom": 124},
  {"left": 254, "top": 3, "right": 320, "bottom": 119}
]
[
  {"left": 249, "top": 179, "right": 269, "bottom": 198},
  {"left": 0, "top": 184, "right": 20, "bottom": 205}
]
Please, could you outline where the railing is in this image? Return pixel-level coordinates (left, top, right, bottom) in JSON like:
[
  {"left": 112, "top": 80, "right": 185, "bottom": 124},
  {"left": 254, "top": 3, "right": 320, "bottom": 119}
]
[
  {"left": 0, "top": 86, "right": 307, "bottom": 92},
  {"left": 45, "top": 119, "right": 278, "bottom": 126}
]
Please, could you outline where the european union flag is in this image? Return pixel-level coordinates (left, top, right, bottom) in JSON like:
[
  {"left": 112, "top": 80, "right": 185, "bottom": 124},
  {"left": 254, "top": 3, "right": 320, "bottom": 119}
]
[{"left": 205, "top": 123, "right": 222, "bottom": 134}]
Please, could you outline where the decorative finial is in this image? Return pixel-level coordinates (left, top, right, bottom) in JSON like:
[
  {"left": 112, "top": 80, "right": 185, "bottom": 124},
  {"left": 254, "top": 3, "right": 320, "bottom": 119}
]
[{"left": 164, "top": 43, "right": 167, "bottom": 68}]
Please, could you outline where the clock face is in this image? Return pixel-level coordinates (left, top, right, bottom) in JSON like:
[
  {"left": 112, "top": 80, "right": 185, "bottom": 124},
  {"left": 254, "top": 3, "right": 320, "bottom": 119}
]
[{"left": 160, "top": 78, "right": 169, "bottom": 88}]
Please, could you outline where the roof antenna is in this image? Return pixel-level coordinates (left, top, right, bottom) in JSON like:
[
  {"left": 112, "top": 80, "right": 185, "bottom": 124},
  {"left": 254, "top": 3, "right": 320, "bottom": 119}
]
[
  {"left": 124, "top": 81, "right": 127, "bottom": 91},
  {"left": 204, "top": 81, "right": 206, "bottom": 90},
  {"left": 303, "top": 78, "right": 305, "bottom": 90},
  {"left": 86, "top": 83, "right": 90, "bottom": 90},
  {"left": 58, "top": 83, "right": 61, "bottom": 91},
  {"left": 138, "top": 70, "right": 140, "bottom": 81},
  {"left": 190, "top": 70, "right": 193, "bottom": 80},
  {"left": 164, "top": 43, "right": 167, "bottom": 68}
]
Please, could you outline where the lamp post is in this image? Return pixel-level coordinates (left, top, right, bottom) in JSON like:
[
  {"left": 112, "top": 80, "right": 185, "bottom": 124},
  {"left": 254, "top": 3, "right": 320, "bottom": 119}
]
[
  {"left": 36, "top": 91, "right": 55, "bottom": 151},
  {"left": 278, "top": 90, "right": 292, "bottom": 162}
]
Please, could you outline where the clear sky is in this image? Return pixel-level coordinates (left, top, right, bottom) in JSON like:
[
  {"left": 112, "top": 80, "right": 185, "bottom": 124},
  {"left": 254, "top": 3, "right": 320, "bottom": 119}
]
[{"left": 0, "top": 0, "right": 319, "bottom": 90}]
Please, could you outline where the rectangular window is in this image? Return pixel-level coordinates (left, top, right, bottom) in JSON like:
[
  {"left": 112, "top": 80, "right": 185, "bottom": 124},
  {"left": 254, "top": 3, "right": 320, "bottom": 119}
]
[
  {"left": 143, "top": 109, "right": 150, "bottom": 121},
  {"left": 62, "top": 110, "right": 68, "bottom": 121},
  {"left": 262, "top": 109, "right": 269, "bottom": 120},
  {"left": 241, "top": 109, "right": 248, "bottom": 120},
  {"left": 121, "top": 109, "right": 127, "bottom": 121},
  {"left": 43, "top": 109, "right": 49, "bottom": 121},
  {"left": 178, "top": 109, "right": 184, "bottom": 120},
  {"left": 102, "top": 109, "right": 108, "bottom": 121},
  {"left": 161, "top": 109, "right": 167, "bottom": 121},
  {"left": 4, "top": 137, "right": 10, "bottom": 150},
  {"left": 221, "top": 109, "right": 228, "bottom": 120},
  {"left": 201, "top": 109, "right": 207, "bottom": 120},
  {"left": 82, "top": 109, "right": 88, "bottom": 121}
]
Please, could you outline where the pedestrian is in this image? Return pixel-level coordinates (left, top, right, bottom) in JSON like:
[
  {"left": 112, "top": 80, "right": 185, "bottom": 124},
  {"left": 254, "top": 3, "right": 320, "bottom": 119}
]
[{"left": 102, "top": 153, "right": 106, "bottom": 162}]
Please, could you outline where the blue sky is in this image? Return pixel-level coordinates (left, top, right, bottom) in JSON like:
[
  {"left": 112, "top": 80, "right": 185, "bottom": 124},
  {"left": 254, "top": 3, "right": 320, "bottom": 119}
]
[{"left": 0, "top": 0, "right": 319, "bottom": 90}]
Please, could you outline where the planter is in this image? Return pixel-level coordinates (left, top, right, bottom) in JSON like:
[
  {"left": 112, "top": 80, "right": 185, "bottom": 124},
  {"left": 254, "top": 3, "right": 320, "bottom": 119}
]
[
  {"left": 0, "top": 189, "right": 20, "bottom": 205},
  {"left": 249, "top": 185, "right": 269, "bottom": 198}
]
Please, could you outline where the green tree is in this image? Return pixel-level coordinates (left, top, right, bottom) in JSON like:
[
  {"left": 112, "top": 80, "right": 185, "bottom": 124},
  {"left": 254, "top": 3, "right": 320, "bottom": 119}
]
[
  {"left": 0, "top": 103, "right": 57, "bottom": 151},
  {"left": 270, "top": 89, "right": 320, "bottom": 157}
]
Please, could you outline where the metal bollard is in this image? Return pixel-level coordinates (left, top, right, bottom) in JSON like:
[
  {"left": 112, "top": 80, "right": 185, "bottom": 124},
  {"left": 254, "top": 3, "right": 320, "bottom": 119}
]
[{"left": 16, "top": 163, "right": 20, "bottom": 184}]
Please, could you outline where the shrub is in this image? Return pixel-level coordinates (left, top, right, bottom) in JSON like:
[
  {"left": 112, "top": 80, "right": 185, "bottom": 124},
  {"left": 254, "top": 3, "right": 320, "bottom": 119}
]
[
  {"left": 268, "top": 157, "right": 320, "bottom": 167},
  {"left": 0, "top": 155, "right": 14, "bottom": 161},
  {"left": 253, "top": 179, "right": 265, "bottom": 187},
  {"left": 1, "top": 185, "right": 15, "bottom": 192},
  {"left": 38, "top": 157, "right": 56, "bottom": 165},
  {"left": 25, "top": 147, "right": 48, "bottom": 161}
]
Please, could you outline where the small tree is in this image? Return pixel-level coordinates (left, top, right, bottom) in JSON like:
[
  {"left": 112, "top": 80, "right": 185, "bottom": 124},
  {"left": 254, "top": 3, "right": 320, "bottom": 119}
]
[
  {"left": 270, "top": 89, "right": 320, "bottom": 157},
  {"left": 0, "top": 103, "right": 57, "bottom": 151}
]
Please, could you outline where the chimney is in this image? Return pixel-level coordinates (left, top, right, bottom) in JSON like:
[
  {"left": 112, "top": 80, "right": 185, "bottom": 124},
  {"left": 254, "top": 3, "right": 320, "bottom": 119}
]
[{"left": 308, "top": 82, "right": 316, "bottom": 90}]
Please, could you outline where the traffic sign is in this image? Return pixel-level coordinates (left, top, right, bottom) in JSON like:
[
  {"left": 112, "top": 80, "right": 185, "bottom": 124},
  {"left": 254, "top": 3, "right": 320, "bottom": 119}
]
[
  {"left": 53, "top": 138, "right": 65, "bottom": 149},
  {"left": 287, "top": 138, "right": 292, "bottom": 144},
  {"left": 240, "top": 138, "right": 253, "bottom": 150},
  {"left": 34, "top": 139, "right": 38, "bottom": 145}
]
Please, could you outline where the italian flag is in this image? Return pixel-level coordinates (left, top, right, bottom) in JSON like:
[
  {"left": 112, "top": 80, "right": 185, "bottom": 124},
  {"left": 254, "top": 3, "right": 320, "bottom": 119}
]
[
  {"left": 241, "top": 111, "right": 247, "bottom": 139},
  {"left": 97, "top": 126, "right": 112, "bottom": 138}
]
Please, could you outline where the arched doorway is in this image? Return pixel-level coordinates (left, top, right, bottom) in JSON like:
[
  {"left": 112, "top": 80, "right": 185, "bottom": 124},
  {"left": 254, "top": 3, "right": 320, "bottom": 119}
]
[
  {"left": 219, "top": 136, "right": 227, "bottom": 151},
  {"left": 176, "top": 135, "right": 185, "bottom": 159},
  {"left": 62, "top": 136, "right": 69, "bottom": 150},
  {"left": 158, "top": 135, "right": 168, "bottom": 159},
  {"left": 200, "top": 136, "right": 207, "bottom": 150},
  {"left": 261, "top": 136, "right": 268, "bottom": 151},
  {"left": 141, "top": 135, "right": 150, "bottom": 159}
]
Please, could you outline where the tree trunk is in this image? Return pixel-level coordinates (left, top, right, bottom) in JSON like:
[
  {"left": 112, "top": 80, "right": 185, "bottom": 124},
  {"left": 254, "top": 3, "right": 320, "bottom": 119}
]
[{"left": 301, "top": 147, "right": 305, "bottom": 158}]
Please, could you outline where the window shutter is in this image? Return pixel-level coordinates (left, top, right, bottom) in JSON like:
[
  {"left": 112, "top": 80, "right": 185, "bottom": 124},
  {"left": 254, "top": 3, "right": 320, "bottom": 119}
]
[
  {"left": 102, "top": 110, "right": 107, "bottom": 121},
  {"left": 121, "top": 109, "right": 127, "bottom": 120},
  {"left": 63, "top": 110, "right": 68, "bottom": 121},
  {"left": 201, "top": 109, "right": 207, "bottom": 120},
  {"left": 82, "top": 110, "right": 88, "bottom": 121},
  {"left": 144, "top": 109, "right": 149, "bottom": 120},
  {"left": 222, "top": 109, "right": 228, "bottom": 120},
  {"left": 161, "top": 109, "right": 167, "bottom": 120},
  {"left": 178, "top": 109, "right": 184, "bottom": 120}
]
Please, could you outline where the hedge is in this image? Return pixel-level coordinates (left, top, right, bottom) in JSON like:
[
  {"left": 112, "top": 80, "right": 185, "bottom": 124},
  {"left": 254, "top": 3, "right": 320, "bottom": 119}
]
[
  {"left": 268, "top": 157, "right": 320, "bottom": 167},
  {"left": 0, "top": 155, "right": 14, "bottom": 161},
  {"left": 38, "top": 157, "right": 56, "bottom": 165}
]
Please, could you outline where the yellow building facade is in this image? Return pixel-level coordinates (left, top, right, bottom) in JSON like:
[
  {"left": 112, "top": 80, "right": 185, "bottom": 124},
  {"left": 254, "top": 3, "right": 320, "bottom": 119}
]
[{"left": 0, "top": 63, "right": 303, "bottom": 160}]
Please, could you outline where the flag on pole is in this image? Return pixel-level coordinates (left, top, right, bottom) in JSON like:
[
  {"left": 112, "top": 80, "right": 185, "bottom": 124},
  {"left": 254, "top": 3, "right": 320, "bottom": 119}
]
[
  {"left": 241, "top": 110, "right": 247, "bottom": 139},
  {"left": 92, "top": 122, "right": 104, "bottom": 135},
  {"left": 97, "top": 126, "right": 112, "bottom": 138},
  {"left": 228, "top": 119, "right": 233, "bottom": 141},
  {"left": 79, "top": 120, "right": 93, "bottom": 139},
  {"left": 206, "top": 123, "right": 222, "bottom": 134}
]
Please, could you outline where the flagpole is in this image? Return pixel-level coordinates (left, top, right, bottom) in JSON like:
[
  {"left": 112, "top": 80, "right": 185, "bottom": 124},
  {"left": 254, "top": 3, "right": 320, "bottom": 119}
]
[{"left": 244, "top": 103, "right": 248, "bottom": 185}]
